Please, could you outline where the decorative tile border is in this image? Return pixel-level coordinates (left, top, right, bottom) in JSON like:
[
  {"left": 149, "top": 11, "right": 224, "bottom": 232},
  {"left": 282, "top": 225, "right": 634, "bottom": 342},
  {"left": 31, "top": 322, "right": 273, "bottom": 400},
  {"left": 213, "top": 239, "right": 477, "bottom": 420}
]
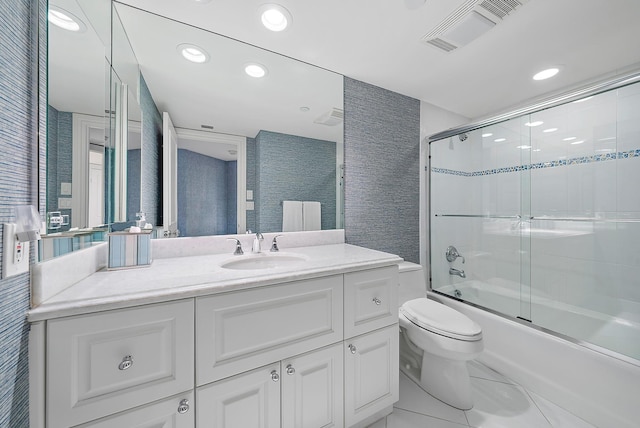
[{"left": 433, "top": 149, "right": 640, "bottom": 176}]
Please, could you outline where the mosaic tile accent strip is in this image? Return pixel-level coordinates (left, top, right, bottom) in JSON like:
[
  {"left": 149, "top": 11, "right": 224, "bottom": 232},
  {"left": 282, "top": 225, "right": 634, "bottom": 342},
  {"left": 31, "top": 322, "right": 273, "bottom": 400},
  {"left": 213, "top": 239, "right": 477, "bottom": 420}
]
[{"left": 432, "top": 149, "right": 640, "bottom": 177}]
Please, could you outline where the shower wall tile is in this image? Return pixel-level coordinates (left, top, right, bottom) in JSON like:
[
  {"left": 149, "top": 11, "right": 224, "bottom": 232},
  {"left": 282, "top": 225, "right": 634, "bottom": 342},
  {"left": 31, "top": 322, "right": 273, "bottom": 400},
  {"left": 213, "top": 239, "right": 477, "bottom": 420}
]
[
  {"left": 617, "top": 157, "right": 640, "bottom": 213},
  {"left": 531, "top": 165, "right": 569, "bottom": 216},
  {"left": 617, "top": 83, "right": 640, "bottom": 152}
]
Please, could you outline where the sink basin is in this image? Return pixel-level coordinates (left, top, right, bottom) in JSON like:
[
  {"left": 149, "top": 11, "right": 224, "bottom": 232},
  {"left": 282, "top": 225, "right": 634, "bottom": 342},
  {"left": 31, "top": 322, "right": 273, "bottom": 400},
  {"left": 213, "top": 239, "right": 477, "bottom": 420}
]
[{"left": 220, "top": 253, "right": 308, "bottom": 270}]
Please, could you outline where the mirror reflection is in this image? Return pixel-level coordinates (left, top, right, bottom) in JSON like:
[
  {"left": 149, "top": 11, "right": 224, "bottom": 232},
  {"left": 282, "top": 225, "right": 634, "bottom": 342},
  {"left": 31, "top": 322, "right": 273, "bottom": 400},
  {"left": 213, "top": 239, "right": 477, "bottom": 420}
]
[{"left": 45, "top": 0, "right": 344, "bottom": 255}]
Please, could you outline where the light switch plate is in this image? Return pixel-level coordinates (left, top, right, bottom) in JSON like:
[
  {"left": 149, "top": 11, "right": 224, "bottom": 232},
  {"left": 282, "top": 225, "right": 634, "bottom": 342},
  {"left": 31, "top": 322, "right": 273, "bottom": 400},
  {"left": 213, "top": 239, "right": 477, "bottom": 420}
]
[
  {"left": 246, "top": 190, "right": 253, "bottom": 200},
  {"left": 60, "top": 182, "right": 72, "bottom": 195},
  {"left": 2, "top": 223, "right": 30, "bottom": 279},
  {"left": 246, "top": 201, "right": 255, "bottom": 210},
  {"left": 58, "top": 197, "right": 73, "bottom": 209}
]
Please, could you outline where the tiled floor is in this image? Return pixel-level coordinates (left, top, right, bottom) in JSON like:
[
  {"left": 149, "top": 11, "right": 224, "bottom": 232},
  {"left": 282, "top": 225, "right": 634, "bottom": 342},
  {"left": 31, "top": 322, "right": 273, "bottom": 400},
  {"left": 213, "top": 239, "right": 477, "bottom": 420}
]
[{"left": 370, "top": 361, "right": 597, "bottom": 428}]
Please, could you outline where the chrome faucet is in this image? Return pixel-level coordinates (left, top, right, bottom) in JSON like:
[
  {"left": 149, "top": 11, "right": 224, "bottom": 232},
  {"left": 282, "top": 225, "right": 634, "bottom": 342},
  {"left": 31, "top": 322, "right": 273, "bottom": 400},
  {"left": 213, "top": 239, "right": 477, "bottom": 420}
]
[
  {"left": 449, "top": 267, "right": 466, "bottom": 278},
  {"left": 270, "top": 235, "right": 283, "bottom": 252},
  {"left": 227, "top": 238, "right": 244, "bottom": 255},
  {"left": 252, "top": 232, "right": 264, "bottom": 253}
]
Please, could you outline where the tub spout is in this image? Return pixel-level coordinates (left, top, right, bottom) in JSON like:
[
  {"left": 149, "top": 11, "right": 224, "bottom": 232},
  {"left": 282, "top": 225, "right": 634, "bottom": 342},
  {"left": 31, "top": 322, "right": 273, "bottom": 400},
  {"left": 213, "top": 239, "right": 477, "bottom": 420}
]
[{"left": 449, "top": 267, "right": 466, "bottom": 278}]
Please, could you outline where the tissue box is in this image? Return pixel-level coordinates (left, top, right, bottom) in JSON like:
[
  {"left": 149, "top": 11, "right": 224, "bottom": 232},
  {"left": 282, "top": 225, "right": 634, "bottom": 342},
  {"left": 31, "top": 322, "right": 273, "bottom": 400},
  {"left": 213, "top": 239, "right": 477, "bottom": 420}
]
[{"left": 108, "top": 230, "right": 152, "bottom": 270}]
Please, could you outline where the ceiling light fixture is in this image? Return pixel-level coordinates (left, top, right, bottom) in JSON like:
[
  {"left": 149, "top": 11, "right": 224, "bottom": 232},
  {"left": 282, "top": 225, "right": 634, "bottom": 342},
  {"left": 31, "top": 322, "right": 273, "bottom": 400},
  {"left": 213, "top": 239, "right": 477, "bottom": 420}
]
[
  {"left": 48, "top": 6, "right": 86, "bottom": 32},
  {"left": 563, "top": 137, "right": 576, "bottom": 141},
  {"left": 177, "top": 44, "right": 209, "bottom": 63},
  {"left": 482, "top": 133, "right": 493, "bottom": 138},
  {"left": 516, "top": 145, "right": 532, "bottom": 149},
  {"left": 533, "top": 67, "right": 560, "bottom": 81},
  {"left": 259, "top": 4, "right": 292, "bottom": 32},
  {"left": 245, "top": 63, "right": 267, "bottom": 78},
  {"left": 525, "top": 121, "right": 544, "bottom": 127},
  {"left": 494, "top": 138, "right": 506, "bottom": 142},
  {"left": 570, "top": 140, "right": 585, "bottom": 145},
  {"left": 543, "top": 128, "right": 558, "bottom": 133}
]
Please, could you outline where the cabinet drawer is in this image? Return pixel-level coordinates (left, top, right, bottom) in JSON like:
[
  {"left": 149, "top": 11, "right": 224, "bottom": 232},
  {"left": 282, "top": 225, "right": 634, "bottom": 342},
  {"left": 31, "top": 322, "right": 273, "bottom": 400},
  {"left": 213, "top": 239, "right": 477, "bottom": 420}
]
[
  {"left": 196, "top": 275, "right": 343, "bottom": 385},
  {"left": 47, "top": 300, "right": 194, "bottom": 428},
  {"left": 344, "top": 266, "right": 398, "bottom": 339},
  {"left": 74, "top": 391, "right": 194, "bottom": 428}
]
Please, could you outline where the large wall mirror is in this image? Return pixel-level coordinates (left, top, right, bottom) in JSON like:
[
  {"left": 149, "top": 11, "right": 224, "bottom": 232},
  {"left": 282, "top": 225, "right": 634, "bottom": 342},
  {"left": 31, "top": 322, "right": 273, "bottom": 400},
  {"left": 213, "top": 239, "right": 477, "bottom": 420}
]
[{"left": 43, "top": 0, "right": 344, "bottom": 259}]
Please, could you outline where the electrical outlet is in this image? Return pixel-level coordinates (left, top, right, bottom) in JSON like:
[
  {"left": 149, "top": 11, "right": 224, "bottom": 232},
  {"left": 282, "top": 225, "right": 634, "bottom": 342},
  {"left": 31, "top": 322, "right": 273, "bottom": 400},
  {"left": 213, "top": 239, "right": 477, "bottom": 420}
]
[{"left": 2, "top": 223, "right": 30, "bottom": 279}]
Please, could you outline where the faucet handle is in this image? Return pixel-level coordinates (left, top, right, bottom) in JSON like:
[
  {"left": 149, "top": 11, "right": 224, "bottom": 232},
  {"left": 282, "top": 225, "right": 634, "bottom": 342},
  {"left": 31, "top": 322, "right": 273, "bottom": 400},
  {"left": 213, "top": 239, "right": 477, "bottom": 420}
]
[
  {"left": 227, "top": 238, "right": 244, "bottom": 255},
  {"left": 445, "top": 246, "right": 465, "bottom": 264},
  {"left": 270, "top": 235, "right": 283, "bottom": 252}
]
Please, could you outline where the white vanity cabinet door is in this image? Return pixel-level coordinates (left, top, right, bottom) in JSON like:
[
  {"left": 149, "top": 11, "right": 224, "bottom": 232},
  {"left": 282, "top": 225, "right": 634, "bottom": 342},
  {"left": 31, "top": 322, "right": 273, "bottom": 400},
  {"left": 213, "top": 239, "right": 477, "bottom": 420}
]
[
  {"left": 282, "top": 343, "right": 344, "bottom": 428},
  {"left": 74, "top": 392, "right": 195, "bottom": 428},
  {"left": 46, "top": 300, "right": 194, "bottom": 428},
  {"left": 197, "top": 363, "right": 281, "bottom": 428},
  {"left": 344, "top": 266, "right": 398, "bottom": 339},
  {"left": 344, "top": 325, "right": 399, "bottom": 427},
  {"left": 196, "top": 275, "right": 343, "bottom": 385}
]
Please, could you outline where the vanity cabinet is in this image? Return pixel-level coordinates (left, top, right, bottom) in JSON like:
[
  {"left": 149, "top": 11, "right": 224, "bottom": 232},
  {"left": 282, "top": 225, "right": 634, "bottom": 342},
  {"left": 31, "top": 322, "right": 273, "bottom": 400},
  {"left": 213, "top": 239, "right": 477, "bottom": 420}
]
[
  {"left": 46, "top": 300, "right": 194, "bottom": 428},
  {"left": 197, "top": 343, "right": 343, "bottom": 428},
  {"left": 37, "top": 265, "right": 399, "bottom": 428}
]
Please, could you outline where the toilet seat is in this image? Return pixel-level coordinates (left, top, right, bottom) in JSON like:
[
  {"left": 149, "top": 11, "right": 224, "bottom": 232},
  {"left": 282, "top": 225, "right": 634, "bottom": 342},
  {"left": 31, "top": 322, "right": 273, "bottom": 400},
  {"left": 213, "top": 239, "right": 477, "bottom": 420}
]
[{"left": 400, "top": 298, "right": 482, "bottom": 341}]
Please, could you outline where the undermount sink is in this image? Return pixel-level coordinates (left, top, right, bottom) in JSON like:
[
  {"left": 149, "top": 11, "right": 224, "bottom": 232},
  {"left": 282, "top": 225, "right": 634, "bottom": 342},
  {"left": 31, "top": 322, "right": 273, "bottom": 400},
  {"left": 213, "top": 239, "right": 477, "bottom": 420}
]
[{"left": 220, "top": 252, "right": 308, "bottom": 270}]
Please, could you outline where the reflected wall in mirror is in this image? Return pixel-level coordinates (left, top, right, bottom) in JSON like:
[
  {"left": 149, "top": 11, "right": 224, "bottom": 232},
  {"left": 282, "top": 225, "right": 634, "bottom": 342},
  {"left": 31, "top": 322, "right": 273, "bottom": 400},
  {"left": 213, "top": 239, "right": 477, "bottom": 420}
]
[{"left": 114, "top": 1, "right": 344, "bottom": 237}]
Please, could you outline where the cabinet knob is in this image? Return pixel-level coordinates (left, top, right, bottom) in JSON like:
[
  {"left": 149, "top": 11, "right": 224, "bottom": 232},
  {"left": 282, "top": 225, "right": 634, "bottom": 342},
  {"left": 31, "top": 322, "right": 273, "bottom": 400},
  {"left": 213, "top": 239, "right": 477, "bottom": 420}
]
[
  {"left": 372, "top": 297, "right": 382, "bottom": 305},
  {"left": 286, "top": 364, "right": 295, "bottom": 375},
  {"left": 177, "top": 399, "right": 190, "bottom": 414},
  {"left": 349, "top": 344, "right": 357, "bottom": 354},
  {"left": 271, "top": 370, "right": 280, "bottom": 382},
  {"left": 118, "top": 355, "right": 133, "bottom": 371}
]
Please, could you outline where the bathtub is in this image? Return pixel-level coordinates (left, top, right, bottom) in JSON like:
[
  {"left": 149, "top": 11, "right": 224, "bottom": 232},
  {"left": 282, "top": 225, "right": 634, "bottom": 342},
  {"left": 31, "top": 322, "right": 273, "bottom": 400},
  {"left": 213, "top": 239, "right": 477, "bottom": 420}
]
[{"left": 430, "top": 281, "right": 640, "bottom": 428}]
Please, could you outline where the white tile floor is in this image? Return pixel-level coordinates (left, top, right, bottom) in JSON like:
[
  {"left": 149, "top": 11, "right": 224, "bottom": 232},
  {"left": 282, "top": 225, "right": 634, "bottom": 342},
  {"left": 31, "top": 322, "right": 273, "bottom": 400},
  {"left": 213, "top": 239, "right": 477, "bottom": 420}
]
[{"left": 369, "top": 361, "right": 597, "bottom": 428}]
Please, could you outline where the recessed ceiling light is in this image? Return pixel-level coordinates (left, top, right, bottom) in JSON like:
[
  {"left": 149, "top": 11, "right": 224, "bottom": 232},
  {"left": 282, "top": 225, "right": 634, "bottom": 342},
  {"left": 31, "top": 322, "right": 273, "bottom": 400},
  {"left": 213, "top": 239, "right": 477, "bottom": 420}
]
[
  {"left": 177, "top": 44, "right": 209, "bottom": 63},
  {"left": 570, "top": 140, "right": 585, "bottom": 145},
  {"left": 494, "top": 138, "right": 506, "bottom": 142},
  {"left": 525, "top": 121, "right": 544, "bottom": 127},
  {"left": 543, "top": 128, "right": 558, "bottom": 133},
  {"left": 563, "top": 137, "right": 576, "bottom": 141},
  {"left": 482, "top": 133, "right": 493, "bottom": 138},
  {"left": 533, "top": 67, "right": 560, "bottom": 81},
  {"left": 259, "top": 4, "right": 292, "bottom": 32},
  {"left": 245, "top": 63, "right": 267, "bottom": 78},
  {"left": 48, "top": 7, "right": 86, "bottom": 32}
]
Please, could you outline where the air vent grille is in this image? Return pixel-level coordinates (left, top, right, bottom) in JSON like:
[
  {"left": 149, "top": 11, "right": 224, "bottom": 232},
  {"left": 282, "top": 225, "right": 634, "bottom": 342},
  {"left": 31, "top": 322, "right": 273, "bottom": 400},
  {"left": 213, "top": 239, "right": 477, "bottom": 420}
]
[
  {"left": 314, "top": 108, "right": 344, "bottom": 126},
  {"left": 421, "top": 0, "right": 529, "bottom": 52}
]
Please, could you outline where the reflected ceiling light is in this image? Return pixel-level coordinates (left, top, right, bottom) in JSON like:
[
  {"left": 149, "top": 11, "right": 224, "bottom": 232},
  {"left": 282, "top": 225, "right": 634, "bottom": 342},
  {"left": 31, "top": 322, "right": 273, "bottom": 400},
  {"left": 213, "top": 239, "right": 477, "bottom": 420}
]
[
  {"left": 259, "top": 4, "right": 292, "bottom": 32},
  {"left": 245, "top": 63, "right": 267, "bottom": 78},
  {"left": 300, "top": 106, "right": 310, "bottom": 112},
  {"left": 48, "top": 6, "right": 86, "bottom": 32},
  {"left": 516, "top": 145, "right": 532, "bottom": 149},
  {"left": 525, "top": 121, "right": 544, "bottom": 127},
  {"left": 532, "top": 149, "right": 542, "bottom": 152},
  {"left": 494, "top": 138, "right": 506, "bottom": 142},
  {"left": 543, "top": 128, "right": 558, "bottom": 133},
  {"left": 482, "top": 133, "right": 493, "bottom": 138},
  {"left": 533, "top": 67, "right": 560, "bottom": 81},
  {"left": 563, "top": 136, "right": 576, "bottom": 141},
  {"left": 570, "top": 140, "right": 585, "bottom": 145},
  {"left": 177, "top": 44, "right": 209, "bottom": 63}
]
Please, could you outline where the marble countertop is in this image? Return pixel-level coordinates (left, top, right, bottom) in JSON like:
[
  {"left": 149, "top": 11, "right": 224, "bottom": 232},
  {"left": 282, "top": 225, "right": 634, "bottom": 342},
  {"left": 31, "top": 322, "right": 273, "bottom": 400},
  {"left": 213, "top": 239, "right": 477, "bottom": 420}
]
[{"left": 28, "top": 243, "right": 403, "bottom": 322}]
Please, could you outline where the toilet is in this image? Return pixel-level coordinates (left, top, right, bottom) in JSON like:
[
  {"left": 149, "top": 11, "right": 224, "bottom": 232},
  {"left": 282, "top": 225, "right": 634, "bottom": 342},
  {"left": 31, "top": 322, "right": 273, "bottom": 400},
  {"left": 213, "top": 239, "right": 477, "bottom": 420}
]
[{"left": 398, "top": 262, "right": 483, "bottom": 410}]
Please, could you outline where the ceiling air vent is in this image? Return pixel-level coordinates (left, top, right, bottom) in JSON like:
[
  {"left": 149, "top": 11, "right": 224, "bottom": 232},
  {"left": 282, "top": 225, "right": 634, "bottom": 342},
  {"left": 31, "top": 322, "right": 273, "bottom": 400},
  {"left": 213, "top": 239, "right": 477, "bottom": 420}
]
[
  {"left": 421, "top": 0, "right": 529, "bottom": 53},
  {"left": 314, "top": 108, "right": 344, "bottom": 126}
]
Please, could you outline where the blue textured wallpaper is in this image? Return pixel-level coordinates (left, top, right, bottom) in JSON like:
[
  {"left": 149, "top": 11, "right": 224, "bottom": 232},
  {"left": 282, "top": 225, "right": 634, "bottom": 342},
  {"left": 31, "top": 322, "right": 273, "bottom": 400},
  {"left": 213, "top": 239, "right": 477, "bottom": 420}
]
[
  {"left": 45, "top": 106, "right": 72, "bottom": 230},
  {"left": 226, "top": 161, "right": 237, "bottom": 234},
  {"left": 255, "top": 130, "right": 336, "bottom": 232},
  {"left": 246, "top": 137, "right": 256, "bottom": 232},
  {"left": 0, "top": 0, "right": 40, "bottom": 425},
  {"left": 344, "top": 77, "right": 420, "bottom": 263},
  {"left": 139, "top": 74, "right": 162, "bottom": 227},
  {"left": 127, "top": 148, "right": 141, "bottom": 222},
  {"left": 177, "top": 149, "right": 236, "bottom": 236}
]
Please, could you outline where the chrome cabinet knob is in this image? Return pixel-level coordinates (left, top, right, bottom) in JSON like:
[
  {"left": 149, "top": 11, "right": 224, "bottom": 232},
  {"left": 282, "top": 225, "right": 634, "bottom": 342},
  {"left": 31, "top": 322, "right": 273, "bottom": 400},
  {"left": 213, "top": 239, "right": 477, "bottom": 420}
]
[
  {"left": 177, "top": 399, "right": 190, "bottom": 414},
  {"left": 372, "top": 297, "right": 381, "bottom": 305},
  {"left": 271, "top": 370, "right": 280, "bottom": 382},
  {"left": 286, "top": 364, "right": 295, "bottom": 375},
  {"left": 118, "top": 355, "right": 133, "bottom": 371},
  {"left": 349, "top": 344, "right": 357, "bottom": 354}
]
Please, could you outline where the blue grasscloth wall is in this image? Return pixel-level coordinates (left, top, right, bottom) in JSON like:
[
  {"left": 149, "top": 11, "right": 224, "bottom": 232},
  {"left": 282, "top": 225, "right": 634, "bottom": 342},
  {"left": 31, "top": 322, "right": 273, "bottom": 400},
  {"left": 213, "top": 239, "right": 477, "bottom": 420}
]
[
  {"left": 0, "top": 0, "right": 40, "bottom": 426},
  {"left": 45, "top": 106, "right": 72, "bottom": 229},
  {"left": 255, "top": 130, "right": 337, "bottom": 232},
  {"left": 344, "top": 77, "right": 420, "bottom": 263},
  {"left": 139, "top": 74, "right": 162, "bottom": 227}
]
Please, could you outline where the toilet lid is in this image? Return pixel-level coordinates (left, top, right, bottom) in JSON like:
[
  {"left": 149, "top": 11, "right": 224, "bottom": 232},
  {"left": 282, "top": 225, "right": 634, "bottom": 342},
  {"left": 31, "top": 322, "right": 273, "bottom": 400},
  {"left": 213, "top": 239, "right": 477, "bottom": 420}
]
[{"left": 400, "top": 298, "right": 482, "bottom": 341}]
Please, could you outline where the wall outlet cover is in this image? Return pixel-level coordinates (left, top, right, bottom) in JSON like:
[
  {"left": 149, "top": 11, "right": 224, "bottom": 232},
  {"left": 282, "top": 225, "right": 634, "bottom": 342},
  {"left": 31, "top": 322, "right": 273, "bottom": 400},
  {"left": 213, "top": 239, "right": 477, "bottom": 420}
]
[
  {"left": 2, "top": 223, "right": 30, "bottom": 279},
  {"left": 58, "top": 197, "right": 73, "bottom": 209},
  {"left": 60, "top": 182, "right": 72, "bottom": 195}
]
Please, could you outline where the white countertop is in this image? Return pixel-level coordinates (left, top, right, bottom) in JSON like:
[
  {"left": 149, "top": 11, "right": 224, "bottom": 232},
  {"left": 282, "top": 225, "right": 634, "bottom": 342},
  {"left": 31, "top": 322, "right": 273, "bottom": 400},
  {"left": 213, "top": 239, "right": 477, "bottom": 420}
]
[{"left": 28, "top": 243, "right": 403, "bottom": 322}]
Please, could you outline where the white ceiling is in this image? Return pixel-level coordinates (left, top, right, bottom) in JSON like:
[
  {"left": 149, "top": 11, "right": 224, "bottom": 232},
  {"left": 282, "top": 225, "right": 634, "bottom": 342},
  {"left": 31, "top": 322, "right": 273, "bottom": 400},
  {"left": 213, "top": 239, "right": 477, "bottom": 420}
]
[{"left": 116, "top": 0, "right": 640, "bottom": 122}]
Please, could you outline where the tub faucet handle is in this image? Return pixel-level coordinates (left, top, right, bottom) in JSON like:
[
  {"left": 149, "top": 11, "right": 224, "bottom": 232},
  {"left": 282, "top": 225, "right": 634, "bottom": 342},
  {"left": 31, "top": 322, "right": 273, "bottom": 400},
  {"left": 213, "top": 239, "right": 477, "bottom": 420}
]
[{"left": 446, "top": 246, "right": 465, "bottom": 263}]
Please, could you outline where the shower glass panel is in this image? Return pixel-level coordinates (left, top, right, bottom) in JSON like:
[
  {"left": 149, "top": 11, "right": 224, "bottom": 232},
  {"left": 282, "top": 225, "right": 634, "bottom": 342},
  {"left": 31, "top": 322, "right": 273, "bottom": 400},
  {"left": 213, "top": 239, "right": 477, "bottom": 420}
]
[{"left": 430, "top": 79, "right": 640, "bottom": 362}]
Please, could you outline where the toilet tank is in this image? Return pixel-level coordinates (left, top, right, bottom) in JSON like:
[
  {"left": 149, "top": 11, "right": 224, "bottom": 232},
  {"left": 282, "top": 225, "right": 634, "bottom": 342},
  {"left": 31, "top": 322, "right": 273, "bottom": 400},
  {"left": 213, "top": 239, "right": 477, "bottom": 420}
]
[{"left": 398, "top": 262, "right": 425, "bottom": 306}]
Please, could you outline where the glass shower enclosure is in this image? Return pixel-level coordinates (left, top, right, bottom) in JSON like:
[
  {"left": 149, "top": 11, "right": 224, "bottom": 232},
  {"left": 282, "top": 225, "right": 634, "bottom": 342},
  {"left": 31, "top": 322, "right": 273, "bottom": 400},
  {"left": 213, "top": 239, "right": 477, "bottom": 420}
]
[{"left": 429, "top": 75, "right": 640, "bottom": 363}]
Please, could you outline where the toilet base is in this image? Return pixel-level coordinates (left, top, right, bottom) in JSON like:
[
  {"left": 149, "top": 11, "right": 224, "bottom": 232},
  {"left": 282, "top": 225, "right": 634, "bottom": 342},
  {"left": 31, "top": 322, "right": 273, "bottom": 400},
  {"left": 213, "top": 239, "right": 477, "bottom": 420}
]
[{"left": 419, "top": 352, "right": 473, "bottom": 410}]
